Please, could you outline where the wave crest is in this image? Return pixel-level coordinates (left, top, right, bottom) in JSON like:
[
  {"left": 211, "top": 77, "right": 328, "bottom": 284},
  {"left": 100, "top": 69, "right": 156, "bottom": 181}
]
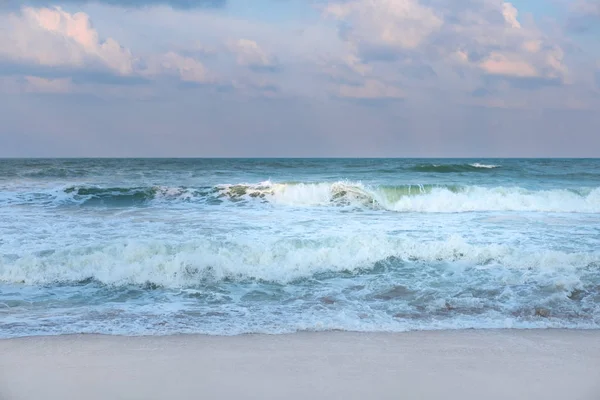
[
  {"left": 470, "top": 163, "right": 499, "bottom": 169},
  {"left": 2, "top": 235, "right": 598, "bottom": 287},
  {"left": 4, "top": 181, "right": 600, "bottom": 213},
  {"left": 215, "top": 181, "right": 600, "bottom": 213},
  {"left": 410, "top": 163, "right": 500, "bottom": 173}
]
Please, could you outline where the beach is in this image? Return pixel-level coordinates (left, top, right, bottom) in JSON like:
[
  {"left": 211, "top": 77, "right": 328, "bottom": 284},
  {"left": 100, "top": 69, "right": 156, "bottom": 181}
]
[{"left": 1, "top": 329, "right": 599, "bottom": 400}]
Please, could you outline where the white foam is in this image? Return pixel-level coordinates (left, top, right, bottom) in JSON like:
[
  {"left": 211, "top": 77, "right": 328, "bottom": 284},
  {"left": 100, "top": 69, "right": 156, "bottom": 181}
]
[
  {"left": 386, "top": 186, "right": 600, "bottom": 213},
  {"left": 225, "top": 182, "right": 600, "bottom": 213},
  {"left": 469, "top": 163, "right": 499, "bottom": 169},
  {"left": 1, "top": 234, "right": 597, "bottom": 287}
]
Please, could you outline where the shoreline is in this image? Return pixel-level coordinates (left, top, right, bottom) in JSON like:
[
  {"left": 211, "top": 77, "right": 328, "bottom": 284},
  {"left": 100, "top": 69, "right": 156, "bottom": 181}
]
[
  {"left": 1, "top": 329, "right": 599, "bottom": 400},
  {"left": 1, "top": 326, "right": 599, "bottom": 340}
]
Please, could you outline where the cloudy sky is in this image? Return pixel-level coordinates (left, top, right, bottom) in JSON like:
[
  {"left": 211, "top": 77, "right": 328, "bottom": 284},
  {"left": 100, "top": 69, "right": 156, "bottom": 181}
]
[{"left": 0, "top": 0, "right": 599, "bottom": 157}]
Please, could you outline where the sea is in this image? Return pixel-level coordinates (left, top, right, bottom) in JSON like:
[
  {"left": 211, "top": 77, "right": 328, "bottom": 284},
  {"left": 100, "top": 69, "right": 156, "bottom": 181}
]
[{"left": 0, "top": 158, "right": 599, "bottom": 338}]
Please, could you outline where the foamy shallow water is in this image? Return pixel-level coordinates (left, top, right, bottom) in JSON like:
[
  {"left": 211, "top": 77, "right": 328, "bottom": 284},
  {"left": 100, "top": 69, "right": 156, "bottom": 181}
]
[{"left": 1, "top": 159, "right": 599, "bottom": 337}]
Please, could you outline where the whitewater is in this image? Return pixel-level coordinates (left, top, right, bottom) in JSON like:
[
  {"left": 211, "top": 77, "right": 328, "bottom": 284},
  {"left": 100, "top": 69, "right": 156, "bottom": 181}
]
[{"left": 0, "top": 158, "right": 599, "bottom": 337}]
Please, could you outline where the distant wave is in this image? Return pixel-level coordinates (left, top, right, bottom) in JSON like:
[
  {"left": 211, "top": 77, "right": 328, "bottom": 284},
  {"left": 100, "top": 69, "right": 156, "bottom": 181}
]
[
  {"left": 21, "top": 167, "right": 91, "bottom": 178},
  {"left": 410, "top": 163, "right": 500, "bottom": 173},
  {"left": 1, "top": 181, "right": 598, "bottom": 213},
  {"left": 7, "top": 181, "right": 590, "bottom": 213},
  {"left": 469, "top": 163, "right": 499, "bottom": 169}
]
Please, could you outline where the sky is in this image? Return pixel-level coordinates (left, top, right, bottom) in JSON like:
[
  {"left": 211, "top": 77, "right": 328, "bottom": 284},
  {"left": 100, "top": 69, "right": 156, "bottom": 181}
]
[{"left": 0, "top": 0, "right": 599, "bottom": 157}]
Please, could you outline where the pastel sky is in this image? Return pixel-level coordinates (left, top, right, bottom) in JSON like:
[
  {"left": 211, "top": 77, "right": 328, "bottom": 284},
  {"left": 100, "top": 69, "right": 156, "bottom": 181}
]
[{"left": 0, "top": 0, "right": 599, "bottom": 157}]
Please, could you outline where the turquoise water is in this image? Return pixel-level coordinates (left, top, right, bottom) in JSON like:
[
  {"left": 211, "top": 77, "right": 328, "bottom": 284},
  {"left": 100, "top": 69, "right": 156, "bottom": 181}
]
[{"left": 1, "top": 158, "right": 599, "bottom": 337}]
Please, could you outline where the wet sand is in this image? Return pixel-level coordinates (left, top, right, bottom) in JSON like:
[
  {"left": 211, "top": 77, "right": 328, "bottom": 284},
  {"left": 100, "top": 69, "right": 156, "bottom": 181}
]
[{"left": 1, "top": 330, "right": 599, "bottom": 400}]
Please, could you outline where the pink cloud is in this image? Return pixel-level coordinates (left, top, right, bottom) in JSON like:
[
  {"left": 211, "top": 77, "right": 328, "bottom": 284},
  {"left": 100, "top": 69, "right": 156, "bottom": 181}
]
[
  {"left": 480, "top": 52, "right": 539, "bottom": 78},
  {"left": 0, "top": 7, "right": 134, "bottom": 75}
]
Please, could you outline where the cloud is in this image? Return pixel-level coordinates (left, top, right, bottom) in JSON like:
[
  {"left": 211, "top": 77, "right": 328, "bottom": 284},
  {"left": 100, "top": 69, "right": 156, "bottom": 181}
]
[
  {"left": 0, "top": 0, "right": 227, "bottom": 10},
  {"left": 0, "top": 6, "right": 216, "bottom": 87},
  {"left": 325, "top": 0, "right": 443, "bottom": 51},
  {"left": 501, "top": 2, "right": 521, "bottom": 29},
  {"left": 324, "top": 0, "right": 569, "bottom": 93},
  {"left": 143, "top": 52, "right": 213, "bottom": 84},
  {"left": 0, "top": 0, "right": 588, "bottom": 110},
  {"left": 0, "top": 0, "right": 598, "bottom": 157},
  {"left": 227, "top": 39, "right": 280, "bottom": 72},
  {"left": 0, "top": 7, "right": 134, "bottom": 75},
  {"left": 0, "top": 75, "right": 73, "bottom": 94},
  {"left": 319, "top": 53, "right": 371, "bottom": 87},
  {"left": 479, "top": 52, "right": 538, "bottom": 78}
]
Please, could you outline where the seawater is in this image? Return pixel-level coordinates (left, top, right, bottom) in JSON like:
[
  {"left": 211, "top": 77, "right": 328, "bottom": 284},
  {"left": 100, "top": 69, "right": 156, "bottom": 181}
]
[{"left": 0, "top": 158, "right": 599, "bottom": 337}]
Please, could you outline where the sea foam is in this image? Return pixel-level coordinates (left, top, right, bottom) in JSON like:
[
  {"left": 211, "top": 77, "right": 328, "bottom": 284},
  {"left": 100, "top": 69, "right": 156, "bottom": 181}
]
[
  {"left": 217, "top": 181, "right": 600, "bottom": 213},
  {"left": 2, "top": 234, "right": 598, "bottom": 287}
]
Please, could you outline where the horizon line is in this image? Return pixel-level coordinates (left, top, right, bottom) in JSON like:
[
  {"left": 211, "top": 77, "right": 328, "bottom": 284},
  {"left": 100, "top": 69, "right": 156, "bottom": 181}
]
[{"left": 0, "top": 156, "right": 599, "bottom": 160}]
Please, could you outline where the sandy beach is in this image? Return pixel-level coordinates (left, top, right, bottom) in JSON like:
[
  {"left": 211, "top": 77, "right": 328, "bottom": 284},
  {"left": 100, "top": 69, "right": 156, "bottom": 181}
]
[{"left": 1, "top": 329, "right": 599, "bottom": 400}]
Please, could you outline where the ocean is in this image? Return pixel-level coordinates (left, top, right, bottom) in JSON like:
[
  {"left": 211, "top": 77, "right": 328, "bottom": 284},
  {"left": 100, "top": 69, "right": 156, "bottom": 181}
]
[{"left": 0, "top": 158, "right": 599, "bottom": 337}]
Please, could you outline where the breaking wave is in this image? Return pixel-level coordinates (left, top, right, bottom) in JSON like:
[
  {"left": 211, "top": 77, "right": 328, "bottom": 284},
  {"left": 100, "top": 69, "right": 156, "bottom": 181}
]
[
  {"left": 2, "top": 234, "right": 599, "bottom": 287},
  {"left": 12, "top": 181, "right": 597, "bottom": 213},
  {"left": 470, "top": 163, "right": 499, "bottom": 169}
]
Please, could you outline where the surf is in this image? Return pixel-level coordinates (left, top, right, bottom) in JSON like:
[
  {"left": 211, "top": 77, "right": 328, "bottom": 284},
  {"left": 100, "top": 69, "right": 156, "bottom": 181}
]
[
  {"left": 2, "top": 234, "right": 599, "bottom": 287},
  {"left": 213, "top": 181, "right": 600, "bottom": 213},
  {"left": 2, "top": 181, "right": 599, "bottom": 213}
]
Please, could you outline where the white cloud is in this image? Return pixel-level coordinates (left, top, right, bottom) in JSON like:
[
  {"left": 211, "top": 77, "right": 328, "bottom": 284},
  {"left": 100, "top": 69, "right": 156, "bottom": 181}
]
[
  {"left": 324, "top": 0, "right": 568, "bottom": 87},
  {"left": 502, "top": 2, "right": 521, "bottom": 29},
  {"left": 0, "top": 0, "right": 586, "bottom": 108},
  {"left": 0, "top": 7, "right": 134, "bottom": 75},
  {"left": 320, "top": 50, "right": 372, "bottom": 84},
  {"left": 325, "top": 0, "right": 443, "bottom": 50},
  {"left": 523, "top": 40, "right": 542, "bottom": 53},
  {"left": 227, "top": 39, "right": 277, "bottom": 68},
  {"left": 149, "top": 52, "right": 212, "bottom": 83},
  {"left": 0, "top": 6, "right": 222, "bottom": 89},
  {"left": 479, "top": 52, "right": 538, "bottom": 78}
]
